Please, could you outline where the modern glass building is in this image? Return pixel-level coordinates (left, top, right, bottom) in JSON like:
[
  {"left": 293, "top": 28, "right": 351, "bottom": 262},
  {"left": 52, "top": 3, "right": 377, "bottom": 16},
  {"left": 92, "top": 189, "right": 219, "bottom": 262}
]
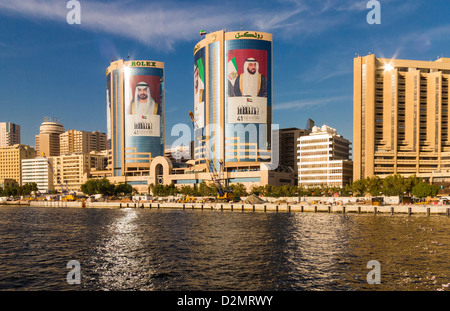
[
  {"left": 193, "top": 30, "right": 273, "bottom": 175},
  {"left": 106, "top": 59, "right": 164, "bottom": 177}
]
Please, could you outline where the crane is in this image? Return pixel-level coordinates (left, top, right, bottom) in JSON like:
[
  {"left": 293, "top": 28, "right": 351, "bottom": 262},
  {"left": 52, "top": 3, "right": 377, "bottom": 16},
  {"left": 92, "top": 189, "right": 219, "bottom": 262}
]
[{"left": 189, "top": 111, "right": 234, "bottom": 202}]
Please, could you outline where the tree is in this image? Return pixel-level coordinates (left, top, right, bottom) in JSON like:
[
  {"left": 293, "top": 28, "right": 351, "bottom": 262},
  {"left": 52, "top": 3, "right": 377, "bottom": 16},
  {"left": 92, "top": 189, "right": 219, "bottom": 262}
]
[
  {"left": 81, "top": 179, "right": 98, "bottom": 195},
  {"left": 230, "top": 183, "right": 247, "bottom": 197},
  {"left": 382, "top": 174, "right": 405, "bottom": 196},
  {"left": 366, "top": 176, "right": 382, "bottom": 196},
  {"left": 412, "top": 182, "right": 439, "bottom": 198},
  {"left": 352, "top": 178, "right": 367, "bottom": 197},
  {"left": 115, "top": 183, "right": 133, "bottom": 196}
]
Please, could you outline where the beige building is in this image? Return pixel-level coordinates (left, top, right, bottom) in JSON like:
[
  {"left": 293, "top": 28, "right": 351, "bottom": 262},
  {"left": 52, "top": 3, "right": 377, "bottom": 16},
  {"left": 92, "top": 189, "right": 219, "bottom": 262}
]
[
  {"left": 35, "top": 117, "right": 65, "bottom": 157},
  {"left": 354, "top": 54, "right": 450, "bottom": 181},
  {"left": 0, "top": 122, "right": 20, "bottom": 147},
  {"left": 298, "top": 125, "right": 352, "bottom": 188},
  {"left": 51, "top": 151, "right": 108, "bottom": 192},
  {"left": 60, "top": 130, "right": 107, "bottom": 155},
  {"left": 0, "top": 144, "right": 36, "bottom": 186}
]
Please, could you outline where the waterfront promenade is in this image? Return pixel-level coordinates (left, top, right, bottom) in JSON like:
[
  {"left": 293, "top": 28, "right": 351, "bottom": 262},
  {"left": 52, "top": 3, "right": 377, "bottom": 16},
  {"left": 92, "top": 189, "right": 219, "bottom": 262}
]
[{"left": 20, "top": 200, "right": 450, "bottom": 216}]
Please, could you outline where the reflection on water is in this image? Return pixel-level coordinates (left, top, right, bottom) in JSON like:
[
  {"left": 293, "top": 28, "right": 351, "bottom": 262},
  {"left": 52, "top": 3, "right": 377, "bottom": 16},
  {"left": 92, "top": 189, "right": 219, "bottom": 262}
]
[{"left": 0, "top": 206, "right": 448, "bottom": 291}]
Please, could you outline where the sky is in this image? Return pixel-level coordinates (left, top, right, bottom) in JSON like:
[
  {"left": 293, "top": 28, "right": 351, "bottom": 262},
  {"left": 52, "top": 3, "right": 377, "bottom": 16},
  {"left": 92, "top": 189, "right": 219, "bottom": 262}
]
[{"left": 1, "top": 0, "right": 450, "bottom": 149}]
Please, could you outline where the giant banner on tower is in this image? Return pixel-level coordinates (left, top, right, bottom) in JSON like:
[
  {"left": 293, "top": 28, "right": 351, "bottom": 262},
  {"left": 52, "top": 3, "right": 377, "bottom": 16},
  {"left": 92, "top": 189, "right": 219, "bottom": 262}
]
[
  {"left": 226, "top": 47, "right": 268, "bottom": 124},
  {"left": 124, "top": 68, "right": 162, "bottom": 138}
]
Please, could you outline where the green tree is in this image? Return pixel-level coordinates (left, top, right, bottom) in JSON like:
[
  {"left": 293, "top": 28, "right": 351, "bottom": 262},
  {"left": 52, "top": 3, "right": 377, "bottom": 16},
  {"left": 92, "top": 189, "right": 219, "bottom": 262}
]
[
  {"left": 382, "top": 174, "right": 405, "bottom": 196},
  {"left": 115, "top": 183, "right": 133, "bottom": 196},
  {"left": 412, "top": 182, "right": 439, "bottom": 198},
  {"left": 81, "top": 179, "right": 100, "bottom": 195},
  {"left": 366, "top": 176, "right": 382, "bottom": 196},
  {"left": 230, "top": 183, "right": 248, "bottom": 197},
  {"left": 351, "top": 178, "right": 367, "bottom": 197}
]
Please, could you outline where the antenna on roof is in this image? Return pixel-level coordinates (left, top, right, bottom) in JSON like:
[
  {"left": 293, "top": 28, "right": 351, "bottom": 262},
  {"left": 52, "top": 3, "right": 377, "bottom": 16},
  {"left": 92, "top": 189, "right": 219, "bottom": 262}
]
[{"left": 240, "top": 18, "right": 243, "bottom": 31}]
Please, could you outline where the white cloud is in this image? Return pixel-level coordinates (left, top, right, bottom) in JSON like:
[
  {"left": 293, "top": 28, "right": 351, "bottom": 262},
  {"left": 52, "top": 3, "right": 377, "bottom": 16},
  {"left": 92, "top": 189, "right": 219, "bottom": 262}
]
[
  {"left": 274, "top": 95, "right": 351, "bottom": 111},
  {"left": 0, "top": 0, "right": 376, "bottom": 50}
]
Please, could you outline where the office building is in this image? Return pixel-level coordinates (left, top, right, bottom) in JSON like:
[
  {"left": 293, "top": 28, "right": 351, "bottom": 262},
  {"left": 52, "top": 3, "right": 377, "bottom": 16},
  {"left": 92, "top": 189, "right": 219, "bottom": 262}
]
[
  {"left": 106, "top": 59, "right": 165, "bottom": 180},
  {"left": 354, "top": 54, "right": 450, "bottom": 181},
  {"left": 21, "top": 157, "right": 53, "bottom": 192},
  {"left": 279, "top": 127, "right": 311, "bottom": 184},
  {"left": 51, "top": 152, "right": 108, "bottom": 192},
  {"left": 35, "top": 117, "right": 65, "bottom": 157},
  {"left": 298, "top": 125, "right": 352, "bottom": 188},
  {"left": 60, "top": 130, "right": 107, "bottom": 155},
  {"left": 0, "top": 144, "right": 36, "bottom": 186},
  {"left": 0, "top": 122, "right": 20, "bottom": 147}
]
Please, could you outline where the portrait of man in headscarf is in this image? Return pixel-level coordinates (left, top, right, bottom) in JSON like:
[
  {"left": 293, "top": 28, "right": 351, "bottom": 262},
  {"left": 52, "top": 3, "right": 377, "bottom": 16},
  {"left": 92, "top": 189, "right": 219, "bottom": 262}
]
[
  {"left": 128, "top": 81, "right": 158, "bottom": 115},
  {"left": 233, "top": 57, "right": 267, "bottom": 97}
]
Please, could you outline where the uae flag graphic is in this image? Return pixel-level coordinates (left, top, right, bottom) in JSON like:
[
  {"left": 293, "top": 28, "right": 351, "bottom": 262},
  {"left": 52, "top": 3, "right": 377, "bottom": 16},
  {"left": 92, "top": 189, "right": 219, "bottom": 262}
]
[{"left": 227, "top": 57, "right": 238, "bottom": 85}]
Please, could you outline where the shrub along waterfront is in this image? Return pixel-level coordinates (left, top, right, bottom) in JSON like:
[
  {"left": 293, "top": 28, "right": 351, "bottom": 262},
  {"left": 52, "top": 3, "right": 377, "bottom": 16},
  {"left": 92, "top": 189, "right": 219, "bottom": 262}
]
[{"left": 77, "top": 174, "right": 439, "bottom": 199}]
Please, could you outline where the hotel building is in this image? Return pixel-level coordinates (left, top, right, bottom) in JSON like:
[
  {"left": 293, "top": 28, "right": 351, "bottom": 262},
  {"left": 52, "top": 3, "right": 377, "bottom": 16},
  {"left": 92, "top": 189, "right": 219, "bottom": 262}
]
[
  {"left": 21, "top": 157, "right": 54, "bottom": 192},
  {"left": 60, "top": 130, "right": 107, "bottom": 155},
  {"left": 35, "top": 117, "right": 65, "bottom": 157},
  {"left": 354, "top": 54, "right": 450, "bottom": 181},
  {"left": 0, "top": 144, "right": 36, "bottom": 186},
  {"left": 298, "top": 125, "right": 352, "bottom": 188},
  {"left": 0, "top": 122, "right": 20, "bottom": 147}
]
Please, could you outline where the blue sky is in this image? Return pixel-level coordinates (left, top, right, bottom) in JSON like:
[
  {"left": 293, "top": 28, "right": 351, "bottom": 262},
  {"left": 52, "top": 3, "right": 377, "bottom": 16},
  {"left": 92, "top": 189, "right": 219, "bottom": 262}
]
[{"left": 1, "top": 0, "right": 450, "bottom": 148}]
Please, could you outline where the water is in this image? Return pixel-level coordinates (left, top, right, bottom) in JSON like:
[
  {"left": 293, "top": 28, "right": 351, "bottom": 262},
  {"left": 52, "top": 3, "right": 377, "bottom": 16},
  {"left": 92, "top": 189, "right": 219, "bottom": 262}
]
[{"left": 0, "top": 205, "right": 448, "bottom": 291}]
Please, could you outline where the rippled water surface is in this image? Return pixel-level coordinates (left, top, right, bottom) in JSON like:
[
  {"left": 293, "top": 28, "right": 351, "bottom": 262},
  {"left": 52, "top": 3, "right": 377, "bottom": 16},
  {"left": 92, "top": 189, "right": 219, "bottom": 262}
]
[{"left": 0, "top": 206, "right": 448, "bottom": 291}]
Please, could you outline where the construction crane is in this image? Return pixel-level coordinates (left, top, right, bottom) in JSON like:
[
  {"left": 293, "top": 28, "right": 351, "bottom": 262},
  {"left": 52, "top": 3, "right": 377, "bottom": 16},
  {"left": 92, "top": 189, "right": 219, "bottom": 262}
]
[{"left": 189, "top": 111, "right": 234, "bottom": 202}]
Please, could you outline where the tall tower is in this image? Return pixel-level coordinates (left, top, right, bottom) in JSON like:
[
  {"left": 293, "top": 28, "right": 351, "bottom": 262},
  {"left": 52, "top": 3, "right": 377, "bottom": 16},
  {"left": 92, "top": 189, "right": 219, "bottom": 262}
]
[
  {"left": 193, "top": 30, "right": 273, "bottom": 173},
  {"left": 106, "top": 59, "right": 164, "bottom": 177}
]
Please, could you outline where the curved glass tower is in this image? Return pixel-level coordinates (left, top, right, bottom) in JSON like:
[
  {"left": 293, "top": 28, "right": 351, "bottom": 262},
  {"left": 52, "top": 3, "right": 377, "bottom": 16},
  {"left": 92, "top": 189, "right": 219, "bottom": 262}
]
[
  {"left": 106, "top": 59, "right": 164, "bottom": 177},
  {"left": 193, "top": 30, "right": 273, "bottom": 172}
]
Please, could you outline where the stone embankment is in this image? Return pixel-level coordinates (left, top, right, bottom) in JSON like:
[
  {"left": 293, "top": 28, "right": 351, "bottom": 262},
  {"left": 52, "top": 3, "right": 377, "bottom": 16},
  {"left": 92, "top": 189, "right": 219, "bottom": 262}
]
[{"left": 28, "top": 201, "right": 450, "bottom": 216}]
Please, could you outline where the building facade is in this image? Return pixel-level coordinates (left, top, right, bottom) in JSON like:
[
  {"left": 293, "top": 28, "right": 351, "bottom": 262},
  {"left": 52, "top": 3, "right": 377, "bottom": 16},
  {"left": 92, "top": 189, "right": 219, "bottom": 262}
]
[
  {"left": 298, "top": 125, "right": 352, "bottom": 188},
  {"left": 279, "top": 127, "right": 311, "bottom": 184},
  {"left": 0, "top": 122, "right": 20, "bottom": 147},
  {"left": 354, "top": 54, "right": 450, "bottom": 181},
  {"left": 35, "top": 117, "right": 65, "bottom": 157},
  {"left": 192, "top": 30, "right": 275, "bottom": 185},
  {"left": 21, "top": 157, "right": 54, "bottom": 192},
  {"left": 60, "top": 130, "right": 107, "bottom": 155},
  {"left": 106, "top": 59, "right": 164, "bottom": 180},
  {"left": 0, "top": 144, "right": 36, "bottom": 186},
  {"left": 51, "top": 152, "right": 108, "bottom": 192}
]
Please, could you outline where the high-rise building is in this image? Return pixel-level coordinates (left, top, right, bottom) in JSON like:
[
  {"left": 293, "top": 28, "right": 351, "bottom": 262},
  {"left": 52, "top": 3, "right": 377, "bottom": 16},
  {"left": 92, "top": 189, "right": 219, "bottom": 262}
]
[
  {"left": 0, "top": 122, "right": 20, "bottom": 147},
  {"left": 279, "top": 127, "right": 311, "bottom": 184},
  {"left": 193, "top": 30, "right": 273, "bottom": 175},
  {"left": 21, "top": 157, "right": 54, "bottom": 192},
  {"left": 298, "top": 125, "right": 352, "bottom": 188},
  {"left": 0, "top": 144, "right": 36, "bottom": 186},
  {"left": 60, "top": 130, "right": 107, "bottom": 155},
  {"left": 106, "top": 59, "right": 164, "bottom": 179},
  {"left": 354, "top": 54, "right": 450, "bottom": 181},
  {"left": 35, "top": 117, "right": 65, "bottom": 157}
]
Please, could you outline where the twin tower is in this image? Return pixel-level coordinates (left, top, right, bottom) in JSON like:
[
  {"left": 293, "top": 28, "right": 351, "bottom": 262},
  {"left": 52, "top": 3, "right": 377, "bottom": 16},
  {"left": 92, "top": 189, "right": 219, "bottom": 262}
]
[{"left": 106, "top": 30, "right": 273, "bottom": 179}]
